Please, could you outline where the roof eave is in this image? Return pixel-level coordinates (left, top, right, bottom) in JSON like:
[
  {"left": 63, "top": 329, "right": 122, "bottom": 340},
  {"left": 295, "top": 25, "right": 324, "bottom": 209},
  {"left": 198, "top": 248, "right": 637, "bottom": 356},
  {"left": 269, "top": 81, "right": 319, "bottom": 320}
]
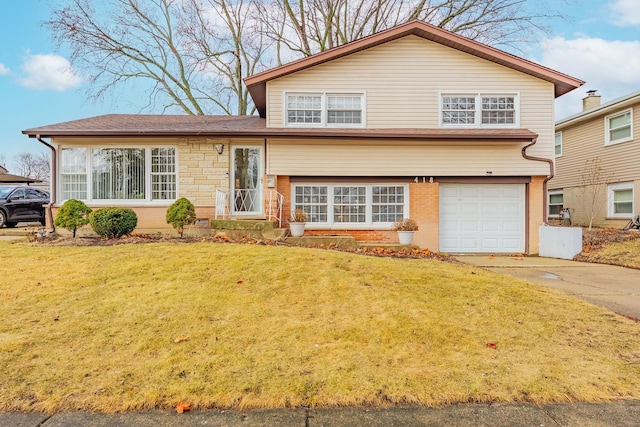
[
  {"left": 556, "top": 92, "right": 640, "bottom": 129},
  {"left": 24, "top": 128, "right": 537, "bottom": 142}
]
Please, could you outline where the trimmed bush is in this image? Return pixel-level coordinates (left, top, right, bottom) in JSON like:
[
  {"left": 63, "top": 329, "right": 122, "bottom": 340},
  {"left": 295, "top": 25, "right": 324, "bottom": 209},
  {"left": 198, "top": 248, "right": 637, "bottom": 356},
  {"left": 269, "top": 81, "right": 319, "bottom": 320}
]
[
  {"left": 89, "top": 207, "right": 138, "bottom": 238},
  {"left": 54, "top": 199, "right": 92, "bottom": 238},
  {"left": 166, "top": 197, "right": 196, "bottom": 237}
]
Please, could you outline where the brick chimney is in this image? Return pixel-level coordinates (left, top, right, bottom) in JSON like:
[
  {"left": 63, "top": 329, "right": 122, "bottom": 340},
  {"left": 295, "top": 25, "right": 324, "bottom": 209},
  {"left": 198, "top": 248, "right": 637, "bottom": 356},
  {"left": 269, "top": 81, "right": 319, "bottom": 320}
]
[{"left": 583, "top": 90, "right": 601, "bottom": 111}]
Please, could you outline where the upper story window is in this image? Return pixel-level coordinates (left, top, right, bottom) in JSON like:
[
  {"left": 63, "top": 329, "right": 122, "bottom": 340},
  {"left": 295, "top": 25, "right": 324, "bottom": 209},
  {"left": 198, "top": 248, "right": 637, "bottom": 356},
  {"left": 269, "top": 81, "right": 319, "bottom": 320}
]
[
  {"left": 605, "top": 109, "right": 633, "bottom": 145},
  {"left": 555, "top": 132, "right": 562, "bottom": 156},
  {"left": 285, "top": 92, "right": 364, "bottom": 128},
  {"left": 441, "top": 93, "right": 519, "bottom": 128}
]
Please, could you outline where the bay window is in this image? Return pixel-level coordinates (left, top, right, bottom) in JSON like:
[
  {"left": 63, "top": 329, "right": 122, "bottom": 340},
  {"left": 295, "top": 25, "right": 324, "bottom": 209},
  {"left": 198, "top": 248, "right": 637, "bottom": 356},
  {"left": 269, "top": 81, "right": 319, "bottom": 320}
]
[
  {"left": 292, "top": 183, "right": 408, "bottom": 227},
  {"left": 60, "top": 146, "right": 176, "bottom": 202}
]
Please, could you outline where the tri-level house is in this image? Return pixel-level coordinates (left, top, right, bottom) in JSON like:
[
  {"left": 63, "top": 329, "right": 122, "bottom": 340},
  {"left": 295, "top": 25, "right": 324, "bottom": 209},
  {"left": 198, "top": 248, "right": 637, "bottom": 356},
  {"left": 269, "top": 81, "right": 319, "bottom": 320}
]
[
  {"left": 23, "top": 20, "right": 583, "bottom": 254},
  {"left": 550, "top": 90, "right": 640, "bottom": 228}
]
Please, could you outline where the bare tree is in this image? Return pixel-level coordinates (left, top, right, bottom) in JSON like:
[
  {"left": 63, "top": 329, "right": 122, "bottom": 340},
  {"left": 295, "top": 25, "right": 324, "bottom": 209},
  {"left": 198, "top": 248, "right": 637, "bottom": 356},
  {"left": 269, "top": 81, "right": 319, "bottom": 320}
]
[
  {"left": 257, "top": 0, "right": 562, "bottom": 60},
  {"left": 578, "top": 158, "right": 612, "bottom": 231},
  {"left": 46, "top": 0, "right": 266, "bottom": 115},
  {"left": 46, "top": 0, "right": 564, "bottom": 114},
  {"left": 12, "top": 152, "right": 51, "bottom": 182}
]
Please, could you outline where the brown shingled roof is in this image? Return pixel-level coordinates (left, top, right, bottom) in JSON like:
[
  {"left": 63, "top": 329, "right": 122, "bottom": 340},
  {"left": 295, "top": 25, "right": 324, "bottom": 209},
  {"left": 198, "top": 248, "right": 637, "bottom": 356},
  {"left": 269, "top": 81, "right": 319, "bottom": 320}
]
[
  {"left": 244, "top": 20, "right": 584, "bottom": 118},
  {"left": 23, "top": 114, "right": 537, "bottom": 142}
]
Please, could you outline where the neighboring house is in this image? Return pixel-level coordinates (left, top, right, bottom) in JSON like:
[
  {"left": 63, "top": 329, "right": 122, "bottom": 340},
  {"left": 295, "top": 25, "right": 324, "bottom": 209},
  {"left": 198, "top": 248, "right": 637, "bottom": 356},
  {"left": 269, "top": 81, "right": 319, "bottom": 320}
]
[
  {"left": 22, "top": 20, "right": 583, "bottom": 254},
  {"left": 0, "top": 166, "right": 41, "bottom": 184},
  {"left": 551, "top": 90, "right": 640, "bottom": 228}
]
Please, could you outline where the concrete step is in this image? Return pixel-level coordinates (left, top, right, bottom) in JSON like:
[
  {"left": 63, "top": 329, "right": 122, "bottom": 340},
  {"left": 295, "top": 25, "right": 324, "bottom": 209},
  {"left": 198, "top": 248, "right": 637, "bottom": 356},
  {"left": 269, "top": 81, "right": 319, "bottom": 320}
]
[
  {"left": 210, "top": 219, "right": 277, "bottom": 232},
  {"left": 284, "top": 235, "right": 357, "bottom": 248}
]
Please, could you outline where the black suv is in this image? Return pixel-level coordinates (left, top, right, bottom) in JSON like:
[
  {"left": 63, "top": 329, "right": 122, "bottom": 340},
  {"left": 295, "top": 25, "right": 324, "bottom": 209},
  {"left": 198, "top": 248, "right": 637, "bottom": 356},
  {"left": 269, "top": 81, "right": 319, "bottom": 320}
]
[{"left": 0, "top": 186, "right": 50, "bottom": 228}]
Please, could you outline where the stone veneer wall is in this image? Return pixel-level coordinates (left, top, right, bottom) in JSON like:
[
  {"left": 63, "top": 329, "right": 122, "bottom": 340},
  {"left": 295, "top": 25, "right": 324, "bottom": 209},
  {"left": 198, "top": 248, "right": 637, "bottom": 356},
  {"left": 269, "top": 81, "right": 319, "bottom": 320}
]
[{"left": 178, "top": 137, "right": 230, "bottom": 218}]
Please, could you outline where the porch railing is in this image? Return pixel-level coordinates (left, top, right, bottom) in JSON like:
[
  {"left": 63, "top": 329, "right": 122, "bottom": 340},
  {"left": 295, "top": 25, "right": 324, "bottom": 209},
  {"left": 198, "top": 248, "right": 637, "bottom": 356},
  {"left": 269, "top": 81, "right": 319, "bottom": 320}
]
[
  {"left": 215, "top": 189, "right": 228, "bottom": 219},
  {"left": 214, "top": 189, "right": 284, "bottom": 227}
]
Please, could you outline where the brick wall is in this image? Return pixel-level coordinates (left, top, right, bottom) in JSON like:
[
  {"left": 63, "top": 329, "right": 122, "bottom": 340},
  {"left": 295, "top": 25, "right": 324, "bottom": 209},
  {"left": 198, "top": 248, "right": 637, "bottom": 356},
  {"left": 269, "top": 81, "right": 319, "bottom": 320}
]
[
  {"left": 528, "top": 176, "right": 545, "bottom": 255},
  {"left": 409, "top": 182, "right": 439, "bottom": 251}
]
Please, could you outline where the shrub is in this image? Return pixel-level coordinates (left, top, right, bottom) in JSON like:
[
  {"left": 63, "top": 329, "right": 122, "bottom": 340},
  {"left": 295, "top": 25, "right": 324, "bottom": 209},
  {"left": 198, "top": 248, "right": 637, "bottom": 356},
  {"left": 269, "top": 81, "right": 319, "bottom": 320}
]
[
  {"left": 166, "top": 197, "right": 196, "bottom": 237},
  {"left": 291, "top": 208, "right": 308, "bottom": 223},
  {"left": 392, "top": 218, "right": 419, "bottom": 231},
  {"left": 89, "top": 207, "right": 138, "bottom": 238},
  {"left": 54, "top": 199, "right": 92, "bottom": 238}
]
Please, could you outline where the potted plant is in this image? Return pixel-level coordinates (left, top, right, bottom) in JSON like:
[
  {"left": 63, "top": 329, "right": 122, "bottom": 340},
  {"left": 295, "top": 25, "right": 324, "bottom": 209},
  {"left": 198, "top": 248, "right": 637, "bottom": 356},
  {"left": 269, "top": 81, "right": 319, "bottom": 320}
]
[
  {"left": 393, "top": 218, "right": 418, "bottom": 245},
  {"left": 289, "top": 208, "right": 308, "bottom": 237}
]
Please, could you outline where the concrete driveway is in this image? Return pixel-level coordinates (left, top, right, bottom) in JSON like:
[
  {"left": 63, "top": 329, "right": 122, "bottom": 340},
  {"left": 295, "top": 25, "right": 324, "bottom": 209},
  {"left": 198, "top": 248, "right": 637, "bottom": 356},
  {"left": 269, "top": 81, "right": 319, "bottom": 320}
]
[{"left": 456, "top": 255, "right": 640, "bottom": 320}]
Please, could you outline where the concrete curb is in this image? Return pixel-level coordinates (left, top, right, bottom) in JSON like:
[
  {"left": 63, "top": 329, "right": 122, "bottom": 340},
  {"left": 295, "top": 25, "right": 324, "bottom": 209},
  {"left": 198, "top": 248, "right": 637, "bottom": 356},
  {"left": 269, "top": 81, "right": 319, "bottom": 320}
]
[{"left": 2, "top": 402, "right": 640, "bottom": 427}]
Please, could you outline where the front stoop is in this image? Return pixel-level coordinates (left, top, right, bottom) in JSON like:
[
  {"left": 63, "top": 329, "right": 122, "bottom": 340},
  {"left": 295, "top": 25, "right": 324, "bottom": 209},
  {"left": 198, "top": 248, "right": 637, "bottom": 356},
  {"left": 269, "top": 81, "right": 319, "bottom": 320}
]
[
  {"left": 284, "top": 235, "right": 357, "bottom": 248},
  {"left": 358, "top": 242, "right": 419, "bottom": 251},
  {"left": 210, "top": 219, "right": 286, "bottom": 241}
]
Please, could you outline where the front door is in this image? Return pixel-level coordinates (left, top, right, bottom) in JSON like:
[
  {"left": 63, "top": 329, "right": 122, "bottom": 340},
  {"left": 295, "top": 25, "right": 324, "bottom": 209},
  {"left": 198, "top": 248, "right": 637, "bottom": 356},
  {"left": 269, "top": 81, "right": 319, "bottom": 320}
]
[{"left": 231, "top": 146, "right": 263, "bottom": 215}]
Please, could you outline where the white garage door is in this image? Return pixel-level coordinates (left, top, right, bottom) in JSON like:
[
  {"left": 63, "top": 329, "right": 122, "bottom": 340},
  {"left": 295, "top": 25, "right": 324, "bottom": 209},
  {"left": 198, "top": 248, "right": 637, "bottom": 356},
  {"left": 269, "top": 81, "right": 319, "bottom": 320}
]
[{"left": 439, "top": 183, "right": 525, "bottom": 253}]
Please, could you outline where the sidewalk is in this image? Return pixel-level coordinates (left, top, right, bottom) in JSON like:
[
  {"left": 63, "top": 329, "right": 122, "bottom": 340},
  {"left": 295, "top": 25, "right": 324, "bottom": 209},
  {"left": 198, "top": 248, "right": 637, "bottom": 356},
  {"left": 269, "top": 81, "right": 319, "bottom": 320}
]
[
  {"left": 2, "top": 402, "right": 640, "bottom": 427},
  {"left": 456, "top": 255, "right": 640, "bottom": 320}
]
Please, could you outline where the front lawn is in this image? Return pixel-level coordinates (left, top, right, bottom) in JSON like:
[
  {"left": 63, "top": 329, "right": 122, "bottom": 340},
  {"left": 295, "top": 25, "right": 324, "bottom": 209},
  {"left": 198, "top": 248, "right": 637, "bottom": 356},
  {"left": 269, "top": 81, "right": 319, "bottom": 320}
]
[{"left": 1, "top": 240, "right": 639, "bottom": 412}]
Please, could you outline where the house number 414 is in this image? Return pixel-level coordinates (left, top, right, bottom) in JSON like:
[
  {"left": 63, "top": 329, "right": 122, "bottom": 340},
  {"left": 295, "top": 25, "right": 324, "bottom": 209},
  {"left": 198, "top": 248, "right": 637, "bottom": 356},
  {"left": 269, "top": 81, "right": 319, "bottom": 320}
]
[{"left": 414, "top": 177, "right": 434, "bottom": 183}]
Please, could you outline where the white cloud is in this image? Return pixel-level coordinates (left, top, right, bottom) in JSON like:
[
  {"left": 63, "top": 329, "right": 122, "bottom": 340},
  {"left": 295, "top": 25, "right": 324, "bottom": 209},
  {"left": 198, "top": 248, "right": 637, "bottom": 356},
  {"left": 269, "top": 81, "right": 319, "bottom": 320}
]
[
  {"left": 18, "top": 54, "right": 82, "bottom": 91},
  {"left": 536, "top": 37, "right": 640, "bottom": 119},
  {"left": 610, "top": 0, "right": 640, "bottom": 27},
  {"left": 0, "top": 63, "right": 9, "bottom": 76}
]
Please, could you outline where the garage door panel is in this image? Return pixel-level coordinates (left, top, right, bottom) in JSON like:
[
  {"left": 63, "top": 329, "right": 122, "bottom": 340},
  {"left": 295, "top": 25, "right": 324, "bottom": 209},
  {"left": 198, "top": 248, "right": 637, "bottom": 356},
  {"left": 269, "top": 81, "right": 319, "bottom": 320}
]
[
  {"left": 502, "top": 221, "right": 522, "bottom": 233},
  {"left": 439, "top": 183, "right": 525, "bottom": 253},
  {"left": 482, "top": 221, "right": 499, "bottom": 232},
  {"left": 480, "top": 187, "right": 500, "bottom": 198},
  {"left": 462, "top": 221, "right": 480, "bottom": 232}
]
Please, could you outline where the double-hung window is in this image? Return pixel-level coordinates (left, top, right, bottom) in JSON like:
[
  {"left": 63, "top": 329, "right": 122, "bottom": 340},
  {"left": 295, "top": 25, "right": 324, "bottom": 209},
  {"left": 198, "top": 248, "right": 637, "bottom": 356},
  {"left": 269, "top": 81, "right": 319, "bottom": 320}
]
[
  {"left": 608, "top": 182, "right": 634, "bottom": 217},
  {"left": 441, "top": 93, "right": 518, "bottom": 127},
  {"left": 61, "top": 148, "right": 88, "bottom": 200},
  {"left": 605, "top": 109, "right": 633, "bottom": 145},
  {"left": 554, "top": 132, "right": 562, "bottom": 156},
  {"left": 292, "top": 184, "right": 407, "bottom": 228},
  {"left": 60, "top": 146, "right": 177, "bottom": 203},
  {"left": 285, "top": 92, "right": 364, "bottom": 127},
  {"left": 548, "top": 190, "right": 563, "bottom": 218}
]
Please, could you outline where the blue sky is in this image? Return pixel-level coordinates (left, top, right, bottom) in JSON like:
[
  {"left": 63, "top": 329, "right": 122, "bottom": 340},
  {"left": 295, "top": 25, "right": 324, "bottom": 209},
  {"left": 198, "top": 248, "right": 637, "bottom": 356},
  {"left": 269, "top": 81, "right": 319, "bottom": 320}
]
[{"left": 1, "top": 0, "right": 640, "bottom": 169}]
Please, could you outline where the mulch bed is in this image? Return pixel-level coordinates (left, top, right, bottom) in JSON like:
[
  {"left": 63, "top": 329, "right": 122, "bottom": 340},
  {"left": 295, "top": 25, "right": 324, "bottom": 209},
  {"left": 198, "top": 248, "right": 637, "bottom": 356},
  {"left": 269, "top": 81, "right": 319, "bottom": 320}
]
[
  {"left": 24, "top": 232, "right": 456, "bottom": 262},
  {"left": 574, "top": 228, "right": 640, "bottom": 263}
]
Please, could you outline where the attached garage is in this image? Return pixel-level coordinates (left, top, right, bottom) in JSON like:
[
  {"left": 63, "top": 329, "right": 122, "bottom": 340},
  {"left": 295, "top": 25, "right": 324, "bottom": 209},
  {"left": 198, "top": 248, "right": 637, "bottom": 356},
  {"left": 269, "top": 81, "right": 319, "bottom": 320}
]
[{"left": 439, "top": 183, "right": 526, "bottom": 253}]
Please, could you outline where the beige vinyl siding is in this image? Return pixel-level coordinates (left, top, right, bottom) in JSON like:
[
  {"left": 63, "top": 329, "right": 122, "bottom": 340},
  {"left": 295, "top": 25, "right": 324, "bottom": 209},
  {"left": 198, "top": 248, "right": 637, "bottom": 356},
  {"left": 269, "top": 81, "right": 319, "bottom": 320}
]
[
  {"left": 267, "top": 35, "right": 555, "bottom": 160},
  {"left": 551, "top": 103, "right": 640, "bottom": 189},
  {"left": 267, "top": 139, "right": 550, "bottom": 176}
]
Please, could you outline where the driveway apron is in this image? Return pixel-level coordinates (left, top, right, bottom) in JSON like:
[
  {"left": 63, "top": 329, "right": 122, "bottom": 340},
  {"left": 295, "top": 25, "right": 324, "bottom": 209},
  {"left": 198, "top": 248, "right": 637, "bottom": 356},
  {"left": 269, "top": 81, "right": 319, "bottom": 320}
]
[{"left": 456, "top": 256, "right": 640, "bottom": 320}]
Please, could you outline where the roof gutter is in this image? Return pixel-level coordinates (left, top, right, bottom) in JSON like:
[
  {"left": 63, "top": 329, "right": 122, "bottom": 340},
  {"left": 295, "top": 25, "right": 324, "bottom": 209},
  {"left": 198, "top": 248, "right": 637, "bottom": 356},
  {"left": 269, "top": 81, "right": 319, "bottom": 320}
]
[
  {"left": 521, "top": 136, "right": 553, "bottom": 225},
  {"left": 36, "top": 135, "right": 56, "bottom": 233}
]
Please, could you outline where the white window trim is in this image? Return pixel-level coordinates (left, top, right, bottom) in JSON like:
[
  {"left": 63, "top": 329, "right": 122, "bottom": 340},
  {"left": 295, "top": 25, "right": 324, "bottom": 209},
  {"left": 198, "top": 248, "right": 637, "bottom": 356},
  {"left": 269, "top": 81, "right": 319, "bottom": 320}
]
[
  {"left": 605, "top": 108, "right": 633, "bottom": 146},
  {"left": 57, "top": 145, "right": 178, "bottom": 206},
  {"left": 284, "top": 91, "right": 366, "bottom": 129},
  {"left": 554, "top": 131, "right": 562, "bottom": 157},
  {"left": 607, "top": 182, "right": 634, "bottom": 218},
  {"left": 291, "top": 183, "right": 409, "bottom": 229},
  {"left": 439, "top": 91, "right": 520, "bottom": 128},
  {"left": 548, "top": 189, "right": 563, "bottom": 218}
]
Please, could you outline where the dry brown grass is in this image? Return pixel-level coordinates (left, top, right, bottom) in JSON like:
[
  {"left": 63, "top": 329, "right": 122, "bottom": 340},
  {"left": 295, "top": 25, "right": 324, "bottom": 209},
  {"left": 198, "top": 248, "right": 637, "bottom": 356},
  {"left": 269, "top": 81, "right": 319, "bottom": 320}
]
[
  {"left": 576, "top": 230, "right": 640, "bottom": 269},
  {"left": 1, "top": 240, "right": 640, "bottom": 413}
]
